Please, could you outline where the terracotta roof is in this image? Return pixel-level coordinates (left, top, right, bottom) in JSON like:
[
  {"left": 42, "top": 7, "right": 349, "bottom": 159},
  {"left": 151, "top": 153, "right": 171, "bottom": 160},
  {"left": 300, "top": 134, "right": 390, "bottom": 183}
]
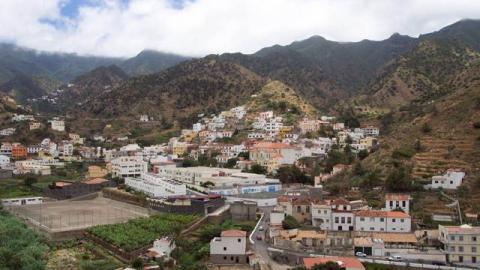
[
  {"left": 385, "top": 193, "right": 410, "bottom": 201},
  {"left": 332, "top": 198, "right": 350, "bottom": 206},
  {"left": 221, "top": 230, "right": 247, "bottom": 237},
  {"left": 253, "top": 142, "right": 292, "bottom": 149},
  {"left": 355, "top": 210, "right": 410, "bottom": 218},
  {"left": 83, "top": 178, "right": 108, "bottom": 185},
  {"left": 294, "top": 230, "right": 326, "bottom": 240},
  {"left": 55, "top": 181, "right": 72, "bottom": 187},
  {"left": 303, "top": 257, "right": 365, "bottom": 270}
]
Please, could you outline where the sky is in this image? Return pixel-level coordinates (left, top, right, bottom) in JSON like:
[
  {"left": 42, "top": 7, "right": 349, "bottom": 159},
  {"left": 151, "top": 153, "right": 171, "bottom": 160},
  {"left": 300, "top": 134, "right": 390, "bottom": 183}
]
[{"left": 1, "top": 0, "right": 480, "bottom": 58}]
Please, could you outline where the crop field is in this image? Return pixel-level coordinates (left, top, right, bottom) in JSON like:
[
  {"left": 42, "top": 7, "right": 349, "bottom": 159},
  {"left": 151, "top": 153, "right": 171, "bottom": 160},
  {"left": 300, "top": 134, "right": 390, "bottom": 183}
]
[{"left": 87, "top": 214, "right": 198, "bottom": 251}]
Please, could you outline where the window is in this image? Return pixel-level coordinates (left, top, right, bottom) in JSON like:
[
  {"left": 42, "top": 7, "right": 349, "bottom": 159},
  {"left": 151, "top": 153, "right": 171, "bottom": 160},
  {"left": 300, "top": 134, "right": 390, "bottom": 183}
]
[
  {"left": 370, "top": 227, "right": 375, "bottom": 231},
  {"left": 224, "top": 256, "right": 227, "bottom": 260},
  {"left": 459, "top": 236, "right": 464, "bottom": 241},
  {"left": 392, "top": 219, "right": 396, "bottom": 223},
  {"left": 472, "top": 247, "right": 477, "bottom": 253},
  {"left": 450, "top": 246, "right": 456, "bottom": 252},
  {"left": 347, "top": 217, "right": 352, "bottom": 224},
  {"left": 369, "top": 217, "right": 375, "bottom": 222},
  {"left": 341, "top": 217, "right": 345, "bottom": 224},
  {"left": 297, "top": 206, "right": 301, "bottom": 213},
  {"left": 473, "top": 236, "right": 477, "bottom": 242},
  {"left": 400, "top": 219, "right": 404, "bottom": 223},
  {"left": 306, "top": 206, "right": 310, "bottom": 212},
  {"left": 472, "top": 257, "right": 477, "bottom": 264},
  {"left": 223, "top": 247, "right": 227, "bottom": 251},
  {"left": 360, "top": 217, "right": 365, "bottom": 221},
  {"left": 459, "top": 256, "right": 463, "bottom": 263},
  {"left": 335, "top": 217, "right": 339, "bottom": 223},
  {"left": 389, "top": 201, "right": 393, "bottom": 207},
  {"left": 380, "top": 218, "right": 385, "bottom": 222},
  {"left": 459, "top": 246, "right": 464, "bottom": 252},
  {"left": 450, "top": 236, "right": 455, "bottom": 241},
  {"left": 324, "top": 210, "right": 328, "bottom": 214},
  {"left": 402, "top": 201, "right": 406, "bottom": 207},
  {"left": 238, "top": 239, "right": 241, "bottom": 242}
]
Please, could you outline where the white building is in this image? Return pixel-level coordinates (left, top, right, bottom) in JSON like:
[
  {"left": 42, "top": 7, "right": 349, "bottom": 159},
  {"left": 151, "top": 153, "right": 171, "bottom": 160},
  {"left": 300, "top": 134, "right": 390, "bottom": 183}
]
[
  {"left": 210, "top": 230, "right": 248, "bottom": 264},
  {"left": 355, "top": 210, "right": 411, "bottom": 233},
  {"left": 140, "top": 115, "right": 149, "bottom": 122},
  {"left": 11, "top": 114, "right": 34, "bottom": 122},
  {"left": 1, "top": 197, "right": 43, "bottom": 206},
  {"left": 125, "top": 173, "right": 186, "bottom": 198},
  {"left": 0, "top": 155, "right": 10, "bottom": 168},
  {"left": 50, "top": 120, "right": 65, "bottom": 132},
  {"left": 362, "top": 126, "right": 380, "bottom": 137},
  {"left": 148, "top": 237, "right": 176, "bottom": 258},
  {"left": 431, "top": 170, "right": 465, "bottom": 189},
  {"left": 59, "top": 141, "right": 74, "bottom": 156},
  {"left": 331, "top": 199, "right": 354, "bottom": 231},
  {"left": 384, "top": 194, "right": 410, "bottom": 213},
  {"left": 312, "top": 202, "right": 333, "bottom": 230},
  {"left": 193, "top": 122, "right": 204, "bottom": 132},
  {"left": 111, "top": 156, "right": 148, "bottom": 178},
  {"left": 439, "top": 224, "right": 480, "bottom": 267},
  {"left": 0, "top": 128, "right": 15, "bottom": 136}
]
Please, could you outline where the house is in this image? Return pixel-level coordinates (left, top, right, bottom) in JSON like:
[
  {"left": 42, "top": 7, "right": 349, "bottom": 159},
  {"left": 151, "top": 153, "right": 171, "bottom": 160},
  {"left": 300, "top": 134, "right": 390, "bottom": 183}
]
[
  {"left": 147, "top": 194, "right": 225, "bottom": 216},
  {"left": 44, "top": 178, "right": 114, "bottom": 200},
  {"left": 139, "top": 115, "right": 149, "bottom": 122},
  {"left": 0, "top": 155, "right": 10, "bottom": 168},
  {"left": 11, "top": 144, "right": 27, "bottom": 159},
  {"left": 0, "top": 143, "right": 12, "bottom": 156},
  {"left": 281, "top": 196, "right": 312, "bottom": 224},
  {"left": 311, "top": 201, "right": 332, "bottom": 230},
  {"left": 384, "top": 194, "right": 410, "bottom": 213},
  {"left": 50, "top": 120, "right": 65, "bottom": 132},
  {"left": 249, "top": 142, "right": 302, "bottom": 172},
  {"left": 439, "top": 224, "right": 480, "bottom": 267},
  {"left": 58, "top": 141, "right": 74, "bottom": 156},
  {"left": 210, "top": 230, "right": 249, "bottom": 265},
  {"left": 303, "top": 256, "right": 365, "bottom": 270},
  {"left": 431, "top": 169, "right": 466, "bottom": 189},
  {"left": 111, "top": 156, "right": 148, "bottom": 178},
  {"left": 68, "top": 133, "right": 85, "bottom": 144},
  {"left": 29, "top": 122, "right": 41, "bottom": 130},
  {"left": 299, "top": 118, "right": 321, "bottom": 134},
  {"left": 0, "top": 128, "right": 16, "bottom": 136},
  {"left": 147, "top": 237, "right": 176, "bottom": 259},
  {"left": 362, "top": 126, "right": 380, "bottom": 137},
  {"left": 354, "top": 210, "right": 412, "bottom": 233},
  {"left": 331, "top": 199, "right": 354, "bottom": 231},
  {"left": 333, "top": 123, "right": 345, "bottom": 131}
]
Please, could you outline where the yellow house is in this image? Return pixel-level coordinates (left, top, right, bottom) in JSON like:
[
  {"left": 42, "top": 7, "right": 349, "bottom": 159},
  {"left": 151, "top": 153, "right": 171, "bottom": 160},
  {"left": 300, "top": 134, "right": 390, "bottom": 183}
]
[{"left": 173, "top": 142, "right": 188, "bottom": 156}]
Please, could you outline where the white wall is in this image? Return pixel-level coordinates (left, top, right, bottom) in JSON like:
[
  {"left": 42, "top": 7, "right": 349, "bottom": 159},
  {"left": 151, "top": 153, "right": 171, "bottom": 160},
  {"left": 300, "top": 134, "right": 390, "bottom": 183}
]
[{"left": 210, "top": 236, "right": 246, "bottom": 255}]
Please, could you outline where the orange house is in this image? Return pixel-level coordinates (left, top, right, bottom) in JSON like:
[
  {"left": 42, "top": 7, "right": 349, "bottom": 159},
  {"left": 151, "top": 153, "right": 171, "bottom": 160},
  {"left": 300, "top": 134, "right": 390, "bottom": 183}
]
[{"left": 12, "top": 144, "right": 27, "bottom": 159}]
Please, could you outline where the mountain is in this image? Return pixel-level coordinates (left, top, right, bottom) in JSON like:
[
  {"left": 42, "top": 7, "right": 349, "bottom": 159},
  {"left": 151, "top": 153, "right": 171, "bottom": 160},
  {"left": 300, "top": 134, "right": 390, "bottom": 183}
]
[
  {"left": 77, "top": 56, "right": 266, "bottom": 127},
  {"left": 120, "top": 50, "right": 190, "bottom": 76},
  {"left": 0, "top": 74, "right": 48, "bottom": 102},
  {"left": 251, "top": 33, "right": 418, "bottom": 93}
]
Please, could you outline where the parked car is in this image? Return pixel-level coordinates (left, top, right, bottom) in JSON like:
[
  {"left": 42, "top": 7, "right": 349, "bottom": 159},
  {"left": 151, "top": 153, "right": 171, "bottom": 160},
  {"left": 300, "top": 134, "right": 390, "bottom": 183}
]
[
  {"left": 259, "top": 226, "right": 264, "bottom": 231},
  {"left": 355, "top": 252, "right": 367, "bottom": 257},
  {"left": 388, "top": 255, "right": 402, "bottom": 261},
  {"left": 256, "top": 235, "right": 262, "bottom": 241}
]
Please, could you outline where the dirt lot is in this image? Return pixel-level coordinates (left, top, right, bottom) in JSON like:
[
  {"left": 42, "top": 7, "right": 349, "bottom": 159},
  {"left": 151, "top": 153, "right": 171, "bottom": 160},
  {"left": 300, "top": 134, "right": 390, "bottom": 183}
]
[{"left": 6, "top": 195, "right": 150, "bottom": 233}]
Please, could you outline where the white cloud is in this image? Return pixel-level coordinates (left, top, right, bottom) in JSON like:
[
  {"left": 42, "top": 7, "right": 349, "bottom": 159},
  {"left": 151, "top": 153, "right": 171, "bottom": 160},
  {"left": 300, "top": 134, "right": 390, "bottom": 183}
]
[{"left": 0, "top": 0, "right": 479, "bottom": 57}]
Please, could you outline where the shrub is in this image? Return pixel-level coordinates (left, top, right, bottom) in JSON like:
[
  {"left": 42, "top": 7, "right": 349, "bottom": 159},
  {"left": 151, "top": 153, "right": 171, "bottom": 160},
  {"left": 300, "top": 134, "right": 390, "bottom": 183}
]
[
  {"left": 392, "top": 147, "right": 416, "bottom": 159},
  {"left": 473, "top": 122, "right": 480, "bottom": 129},
  {"left": 282, "top": 215, "right": 300, "bottom": 230},
  {"left": 421, "top": 122, "right": 432, "bottom": 133}
]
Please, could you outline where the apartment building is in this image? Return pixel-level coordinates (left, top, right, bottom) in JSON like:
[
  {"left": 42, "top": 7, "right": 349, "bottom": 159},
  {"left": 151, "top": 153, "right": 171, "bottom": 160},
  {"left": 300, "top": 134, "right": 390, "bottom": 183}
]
[
  {"left": 331, "top": 199, "right": 354, "bottom": 231},
  {"left": 125, "top": 173, "right": 187, "bottom": 198},
  {"left": 111, "top": 156, "right": 148, "bottom": 178},
  {"left": 439, "top": 225, "right": 480, "bottom": 267}
]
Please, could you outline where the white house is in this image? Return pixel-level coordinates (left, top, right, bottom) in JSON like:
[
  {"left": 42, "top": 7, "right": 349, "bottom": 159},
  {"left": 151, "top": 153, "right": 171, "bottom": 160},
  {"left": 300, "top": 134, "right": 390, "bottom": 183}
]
[
  {"left": 111, "top": 156, "right": 148, "bottom": 178},
  {"left": 331, "top": 199, "right": 354, "bottom": 231},
  {"left": 312, "top": 202, "right": 333, "bottom": 230},
  {"left": 50, "top": 120, "right": 65, "bottom": 132},
  {"left": 384, "top": 194, "right": 410, "bottom": 213},
  {"left": 0, "top": 128, "right": 16, "bottom": 136},
  {"left": 210, "top": 230, "right": 248, "bottom": 264},
  {"left": 431, "top": 170, "right": 466, "bottom": 189},
  {"left": 355, "top": 210, "right": 411, "bottom": 233},
  {"left": 0, "top": 155, "right": 10, "bottom": 168},
  {"left": 362, "top": 126, "right": 380, "bottom": 137},
  {"left": 125, "top": 173, "right": 186, "bottom": 198},
  {"left": 148, "top": 237, "right": 176, "bottom": 259}
]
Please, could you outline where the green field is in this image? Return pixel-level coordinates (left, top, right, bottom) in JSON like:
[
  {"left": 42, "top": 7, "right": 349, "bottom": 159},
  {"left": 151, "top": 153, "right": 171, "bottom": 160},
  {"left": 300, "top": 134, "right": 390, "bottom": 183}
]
[{"left": 87, "top": 214, "right": 198, "bottom": 251}]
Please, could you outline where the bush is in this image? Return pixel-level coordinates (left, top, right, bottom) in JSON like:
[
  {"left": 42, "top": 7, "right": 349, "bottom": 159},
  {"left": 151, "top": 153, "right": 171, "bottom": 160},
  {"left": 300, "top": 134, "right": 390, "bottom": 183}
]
[
  {"left": 391, "top": 147, "right": 416, "bottom": 159},
  {"left": 473, "top": 122, "right": 480, "bottom": 129},
  {"left": 421, "top": 122, "right": 432, "bottom": 133},
  {"left": 23, "top": 176, "right": 38, "bottom": 187},
  {"left": 282, "top": 215, "right": 300, "bottom": 230}
]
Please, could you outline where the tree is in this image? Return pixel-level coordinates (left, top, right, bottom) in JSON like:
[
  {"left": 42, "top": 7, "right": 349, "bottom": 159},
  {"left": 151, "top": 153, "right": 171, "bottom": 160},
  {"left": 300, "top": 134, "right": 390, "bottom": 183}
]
[
  {"left": 225, "top": 158, "right": 238, "bottom": 168},
  {"left": 357, "top": 149, "right": 369, "bottom": 160},
  {"left": 276, "top": 165, "right": 312, "bottom": 185},
  {"left": 131, "top": 257, "right": 143, "bottom": 269},
  {"left": 249, "top": 164, "right": 267, "bottom": 174},
  {"left": 23, "top": 176, "right": 37, "bottom": 187},
  {"left": 311, "top": 262, "right": 342, "bottom": 270},
  {"left": 385, "top": 166, "right": 412, "bottom": 192},
  {"left": 237, "top": 151, "right": 250, "bottom": 160},
  {"left": 282, "top": 215, "right": 300, "bottom": 230}
]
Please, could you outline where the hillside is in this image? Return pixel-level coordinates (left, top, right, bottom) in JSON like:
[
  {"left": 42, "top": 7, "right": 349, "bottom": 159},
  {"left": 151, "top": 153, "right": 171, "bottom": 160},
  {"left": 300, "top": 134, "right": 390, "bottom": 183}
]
[
  {"left": 78, "top": 56, "right": 266, "bottom": 128},
  {"left": 0, "top": 74, "right": 47, "bottom": 102},
  {"left": 246, "top": 80, "right": 317, "bottom": 120}
]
